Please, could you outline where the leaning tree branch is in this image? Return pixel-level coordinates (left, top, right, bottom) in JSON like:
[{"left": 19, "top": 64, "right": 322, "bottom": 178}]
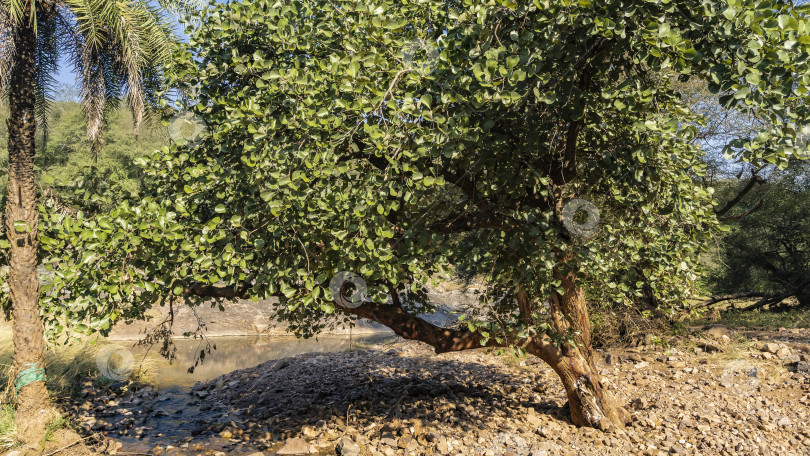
[
  {"left": 695, "top": 291, "right": 772, "bottom": 308},
  {"left": 184, "top": 283, "right": 250, "bottom": 299},
  {"left": 339, "top": 290, "right": 562, "bottom": 359},
  {"left": 717, "top": 198, "right": 764, "bottom": 222},
  {"left": 714, "top": 169, "right": 765, "bottom": 219}
]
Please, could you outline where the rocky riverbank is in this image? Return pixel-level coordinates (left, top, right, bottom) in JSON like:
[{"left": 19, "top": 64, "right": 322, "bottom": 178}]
[{"left": 66, "top": 326, "right": 810, "bottom": 456}]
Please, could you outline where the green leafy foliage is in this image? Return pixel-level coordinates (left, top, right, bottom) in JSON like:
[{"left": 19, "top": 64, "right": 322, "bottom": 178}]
[{"left": 7, "top": 0, "right": 810, "bottom": 343}]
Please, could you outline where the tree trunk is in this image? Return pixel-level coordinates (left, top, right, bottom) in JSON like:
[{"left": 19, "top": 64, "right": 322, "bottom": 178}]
[
  {"left": 5, "top": 8, "right": 58, "bottom": 443},
  {"left": 527, "top": 270, "right": 630, "bottom": 431}
]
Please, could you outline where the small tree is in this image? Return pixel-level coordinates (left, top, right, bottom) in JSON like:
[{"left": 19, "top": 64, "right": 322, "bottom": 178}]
[{"left": 35, "top": 0, "right": 810, "bottom": 431}]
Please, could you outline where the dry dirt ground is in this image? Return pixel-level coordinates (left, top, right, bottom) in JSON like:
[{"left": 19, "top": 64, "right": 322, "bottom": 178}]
[{"left": 65, "top": 326, "right": 810, "bottom": 456}]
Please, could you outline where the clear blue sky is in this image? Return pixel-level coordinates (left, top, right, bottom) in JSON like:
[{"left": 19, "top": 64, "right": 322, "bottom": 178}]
[{"left": 55, "top": 57, "right": 75, "bottom": 87}]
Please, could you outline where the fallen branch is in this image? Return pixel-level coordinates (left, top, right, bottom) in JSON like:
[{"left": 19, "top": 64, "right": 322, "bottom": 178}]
[
  {"left": 42, "top": 438, "right": 86, "bottom": 456},
  {"left": 694, "top": 291, "right": 772, "bottom": 308},
  {"left": 696, "top": 279, "right": 810, "bottom": 311},
  {"left": 740, "top": 279, "right": 810, "bottom": 312}
]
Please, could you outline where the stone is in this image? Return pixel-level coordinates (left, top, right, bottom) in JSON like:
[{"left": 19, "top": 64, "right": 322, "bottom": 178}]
[
  {"left": 776, "top": 347, "right": 792, "bottom": 359},
  {"left": 785, "top": 354, "right": 801, "bottom": 363},
  {"left": 336, "top": 436, "right": 362, "bottom": 456},
  {"left": 668, "top": 361, "right": 687, "bottom": 369},
  {"left": 219, "top": 430, "right": 233, "bottom": 439},
  {"left": 380, "top": 436, "right": 397, "bottom": 447},
  {"left": 749, "top": 367, "right": 766, "bottom": 379},
  {"left": 277, "top": 438, "right": 311, "bottom": 455},
  {"left": 697, "top": 339, "right": 723, "bottom": 353},
  {"left": 630, "top": 398, "right": 648, "bottom": 410},
  {"left": 704, "top": 324, "right": 730, "bottom": 338},
  {"left": 526, "top": 412, "right": 542, "bottom": 427},
  {"left": 762, "top": 343, "right": 781, "bottom": 354},
  {"left": 397, "top": 436, "right": 415, "bottom": 449}
]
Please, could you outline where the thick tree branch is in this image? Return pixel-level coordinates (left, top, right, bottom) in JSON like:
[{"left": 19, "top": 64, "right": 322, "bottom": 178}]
[
  {"left": 184, "top": 283, "right": 250, "bottom": 299},
  {"left": 550, "top": 120, "right": 581, "bottom": 186},
  {"left": 425, "top": 211, "right": 509, "bottom": 234},
  {"left": 338, "top": 292, "right": 562, "bottom": 359},
  {"left": 694, "top": 291, "right": 772, "bottom": 308},
  {"left": 182, "top": 281, "right": 559, "bottom": 358}
]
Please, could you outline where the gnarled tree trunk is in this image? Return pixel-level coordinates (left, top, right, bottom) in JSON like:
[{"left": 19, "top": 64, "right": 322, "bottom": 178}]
[
  {"left": 5, "top": 8, "right": 58, "bottom": 443},
  {"left": 520, "top": 272, "right": 629, "bottom": 432}
]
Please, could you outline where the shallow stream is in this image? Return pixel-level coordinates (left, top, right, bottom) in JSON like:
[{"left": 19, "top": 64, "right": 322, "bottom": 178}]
[{"left": 107, "top": 333, "right": 396, "bottom": 454}]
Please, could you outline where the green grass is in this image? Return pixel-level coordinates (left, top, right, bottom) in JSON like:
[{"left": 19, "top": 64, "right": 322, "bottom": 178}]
[
  {"left": 42, "top": 415, "right": 71, "bottom": 448},
  {"left": 0, "top": 404, "right": 15, "bottom": 449}
]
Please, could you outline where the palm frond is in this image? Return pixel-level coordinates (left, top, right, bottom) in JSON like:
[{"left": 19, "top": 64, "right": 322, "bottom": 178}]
[
  {"left": 34, "top": 7, "right": 59, "bottom": 145},
  {"left": 154, "top": 0, "right": 206, "bottom": 24},
  {"left": 1, "top": 0, "right": 38, "bottom": 31},
  {"left": 77, "top": 44, "right": 106, "bottom": 155},
  {"left": 64, "top": 0, "right": 180, "bottom": 141}
]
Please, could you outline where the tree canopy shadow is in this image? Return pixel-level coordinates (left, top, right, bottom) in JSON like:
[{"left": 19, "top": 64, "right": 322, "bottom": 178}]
[{"left": 188, "top": 346, "right": 572, "bottom": 440}]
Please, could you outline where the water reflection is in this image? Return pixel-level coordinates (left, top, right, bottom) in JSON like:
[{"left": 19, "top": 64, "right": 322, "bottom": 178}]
[{"left": 127, "top": 333, "right": 396, "bottom": 389}]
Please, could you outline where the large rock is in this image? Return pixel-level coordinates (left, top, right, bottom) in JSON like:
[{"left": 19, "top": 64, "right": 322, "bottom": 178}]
[
  {"left": 277, "top": 438, "right": 312, "bottom": 455},
  {"left": 696, "top": 339, "right": 724, "bottom": 353},
  {"left": 762, "top": 343, "right": 781, "bottom": 354},
  {"left": 336, "top": 436, "right": 362, "bottom": 456}
]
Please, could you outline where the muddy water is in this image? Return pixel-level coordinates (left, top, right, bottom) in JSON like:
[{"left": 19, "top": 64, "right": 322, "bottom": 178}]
[
  {"left": 127, "top": 333, "right": 395, "bottom": 389},
  {"left": 113, "top": 334, "right": 396, "bottom": 454}
]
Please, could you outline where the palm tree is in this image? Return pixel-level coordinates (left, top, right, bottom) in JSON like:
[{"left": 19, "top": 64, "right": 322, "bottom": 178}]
[{"left": 0, "top": 0, "right": 198, "bottom": 443}]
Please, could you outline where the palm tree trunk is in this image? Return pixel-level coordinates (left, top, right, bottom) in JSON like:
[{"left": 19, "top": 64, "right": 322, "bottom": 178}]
[{"left": 5, "top": 8, "right": 58, "bottom": 443}]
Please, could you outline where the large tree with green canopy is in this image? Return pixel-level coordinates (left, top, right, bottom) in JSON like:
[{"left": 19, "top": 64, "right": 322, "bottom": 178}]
[{"left": 15, "top": 0, "right": 810, "bottom": 431}]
